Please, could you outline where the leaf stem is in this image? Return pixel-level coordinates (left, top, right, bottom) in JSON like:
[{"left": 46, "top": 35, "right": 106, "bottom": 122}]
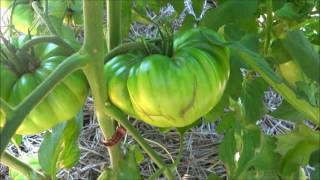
[
  {"left": 264, "top": 0, "right": 273, "bottom": 55},
  {"left": 0, "top": 98, "right": 14, "bottom": 117},
  {"left": 104, "top": 105, "right": 175, "bottom": 180},
  {"left": 31, "top": 1, "right": 57, "bottom": 35},
  {"left": 19, "top": 36, "right": 76, "bottom": 55},
  {"left": 231, "top": 43, "right": 320, "bottom": 125},
  {"left": 106, "top": 0, "right": 122, "bottom": 52},
  {"left": 0, "top": 151, "right": 48, "bottom": 180}
]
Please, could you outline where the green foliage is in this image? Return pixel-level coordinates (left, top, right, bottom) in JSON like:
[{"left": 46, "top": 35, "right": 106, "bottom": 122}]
[
  {"left": 38, "top": 113, "right": 83, "bottom": 176},
  {"left": 9, "top": 155, "right": 41, "bottom": 180},
  {"left": 97, "top": 145, "right": 142, "bottom": 180},
  {"left": 281, "top": 31, "right": 320, "bottom": 83},
  {"left": 275, "top": 124, "right": 320, "bottom": 177}
]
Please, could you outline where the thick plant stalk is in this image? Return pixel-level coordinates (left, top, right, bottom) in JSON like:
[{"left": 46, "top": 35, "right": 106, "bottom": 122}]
[
  {"left": 1, "top": 152, "right": 47, "bottom": 179},
  {"left": 81, "top": 0, "right": 122, "bottom": 169},
  {"left": 0, "top": 53, "right": 87, "bottom": 155}
]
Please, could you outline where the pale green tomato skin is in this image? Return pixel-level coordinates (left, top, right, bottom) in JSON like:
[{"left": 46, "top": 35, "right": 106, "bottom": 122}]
[
  {"left": 104, "top": 28, "right": 230, "bottom": 128},
  {"left": 1, "top": 57, "right": 88, "bottom": 135},
  {"left": 277, "top": 60, "right": 303, "bottom": 86}
]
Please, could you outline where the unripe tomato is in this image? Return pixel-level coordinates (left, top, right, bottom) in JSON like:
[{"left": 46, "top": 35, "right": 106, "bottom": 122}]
[
  {"left": 0, "top": 39, "right": 88, "bottom": 135},
  {"left": 277, "top": 60, "right": 303, "bottom": 87},
  {"left": 104, "top": 28, "right": 230, "bottom": 128}
]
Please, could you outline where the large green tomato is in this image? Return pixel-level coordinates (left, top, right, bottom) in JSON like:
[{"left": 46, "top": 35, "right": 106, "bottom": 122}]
[
  {"left": 277, "top": 60, "right": 303, "bottom": 87},
  {"left": 104, "top": 28, "right": 230, "bottom": 128},
  {"left": 0, "top": 41, "right": 88, "bottom": 135}
]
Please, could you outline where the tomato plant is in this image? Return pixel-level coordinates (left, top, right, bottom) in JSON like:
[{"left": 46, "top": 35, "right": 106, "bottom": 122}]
[{"left": 0, "top": 0, "right": 319, "bottom": 179}]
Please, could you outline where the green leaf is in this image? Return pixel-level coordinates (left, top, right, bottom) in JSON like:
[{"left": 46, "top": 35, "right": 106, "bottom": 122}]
[
  {"left": 216, "top": 111, "right": 235, "bottom": 133},
  {"left": 200, "top": 0, "right": 258, "bottom": 31},
  {"left": 235, "top": 127, "right": 261, "bottom": 177},
  {"left": 207, "top": 172, "right": 221, "bottom": 180},
  {"left": 240, "top": 77, "right": 268, "bottom": 124},
  {"left": 270, "top": 100, "right": 307, "bottom": 122},
  {"left": 38, "top": 111, "right": 83, "bottom": 175},
  {"left": 120, "top": 0, "right": 132, "bottom": 41},
  {"left": 98, "top": 145, "right": 142, "bottom": 180},
  {"left": 275, "top": 3, "right": 300, "bottom": 20},
  {"left": 203, "top": 94, "right": 228, "bottom": 124},
  {"left": 230, "top": 43, "right": 283, "bottom": 84},
  {"left": 134, "top": 0, "right": 168, "bottom": 14},
  {"left": 219, "top": 129, "right": 236, "bottom": 176},
  {"left": 191, "top": 0, "right": 204, "bottom": 17},
  {"left": 130, "top": 145, "right": 144, "bottom": 164},
  {"left": 9, "top": 155, "right": 41, "bottom": 180},
  {"left": 309, "top": 150, "right": 320, "bottom": 180},
  {"left": 249, "top": 136, "right": 281, "bottom": 179},
  {"left": 225, "top": 57, "right": 245, "bottom": 98},
  {"left": 275, "top": 124, "right": 320, "bottom": 176},
  {"left": 11, "top": 134, "right": 22, "bottom": 146},
  {"left": 170, "top": 0, "right": 185, "bottom": 14},
  {"left": 295, "top": 81, "right": 320, "bottom": 107},
  {"left": 229, "top": 42, "right": 319, "bottom": 125},
  {"left": 270, "top": 39, "right": 292, "bottom": 64},
  {"left": 179, "top": 14, "right": 196, "bottom": 32},
  {"left": 281, "top": 30, "right": 320, "bottom": 83}
]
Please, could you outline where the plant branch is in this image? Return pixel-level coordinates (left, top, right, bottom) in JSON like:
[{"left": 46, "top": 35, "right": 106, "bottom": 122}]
[
  {"left": 106, "top": 0, "right": 122, "bottom": 52},
  {"left": 19, "top": 36, "right": 76, "bottom": 54},
  {"left": 104, "top": 105, "right": 175, "bottom": 180},
  {"left": 0, "top": 53, "right": 87, "bottom": 155},
  {"left": 82, "top": 0, "right": 122, "bottom": 169},
  {"left": 31, "top": 1, "right": 57, "bottom": 35},
  {"left": 264, "top": 0, "right": 273, "bottom": 55},
  {"left": 1, "top": 151, "right": 48, "bottom": 179},
  {"left": 230, "top": 43, "right": 320, "bottom": 125},
  {"left": 0, "top": 99, "right": 14, "bottom": 117}
]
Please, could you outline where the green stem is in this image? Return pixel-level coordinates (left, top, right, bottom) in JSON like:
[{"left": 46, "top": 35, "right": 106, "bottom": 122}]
[
  {"left": 172, "top": 134, "right": 184, "bottom": 168},
  {"left": 19, "top": 36, "right": 75, "bottom": 54},
  {"left": 106, "top": 0, "right": 122, "bottom": 52},
  {"left": 104, "top": 105, "right": 175, "bottom": 180},
  {"left": 0, "top": 98, "right": 14, "bottom": 117},
  {"left": 0, "top": 33, "right": 26, "bottom": 74},
  {"left": 264, "top": 0, "right": 273, "bottom": 55},
  {"left": 82, "top": 0, "right": 122, "bottom": 169},
  {"left": 0, "top": 53, "right": 87, "bottom": 155},
  {"left": 0, "top": 151, "right": 48, "bottom": 179},
  {"left": 104, "top": 39, "right": 161, "bottom": 63},
  {"left": 31, "top": 1, "right": 57, "bottom": 35},
  {"left": 231, "top": 43, "right": 320, "bottom": 125}
]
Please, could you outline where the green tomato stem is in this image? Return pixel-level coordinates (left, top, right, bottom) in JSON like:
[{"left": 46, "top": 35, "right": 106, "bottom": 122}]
[
  {"left": 19, "top": 36, "right": 76, "bottom": 55},
  {"left": 31, "top": 1, "right": 57, "bottom": 35},
  {"left": 231, "top": 43, "right": 320, "bottom": 125},
  {"left": 106, "top": 0, "right": 122, "bottom": 52},
  {"left": 104, "top": 39, "right": 161, "bottom": 63},
  {"left": 0, "top": 98, "right": 14, "bottom": 117},
  {"left": 0, "top": 151, "right": 48, "bottom": 180},
  {"left": 0, "top": 53, "right": 87, "bottom": 155},
  {"left": 264, "top": 0, "right": 273, "bottom": 55},
  {"left": 82, "top": 0, "right": 122, "bottom": 169},
  {"left": 104, "top": 104, "right": 175, "bottom": 180}
]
